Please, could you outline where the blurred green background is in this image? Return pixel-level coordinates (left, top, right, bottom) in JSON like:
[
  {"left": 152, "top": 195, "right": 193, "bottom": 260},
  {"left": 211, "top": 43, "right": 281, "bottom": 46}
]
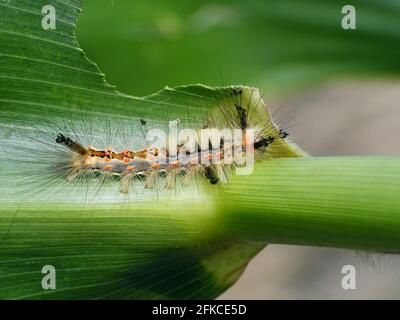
[
  {"left": 75, "top": 0, "right": 400, "bottom": 299},
  {"left": 76, "top": 0, "right": 400, "bottom": 98}
]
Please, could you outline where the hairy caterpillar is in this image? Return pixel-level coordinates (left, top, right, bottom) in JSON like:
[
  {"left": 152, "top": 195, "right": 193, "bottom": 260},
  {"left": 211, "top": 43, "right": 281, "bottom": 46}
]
[{"left": 3, "top": 87, "right": 298, "bottom": 200}]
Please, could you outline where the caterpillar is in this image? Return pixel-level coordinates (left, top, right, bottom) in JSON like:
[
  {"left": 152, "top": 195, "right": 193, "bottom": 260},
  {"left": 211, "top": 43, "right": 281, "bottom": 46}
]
[{"left": 4, "top": 87, "right": 298, "bottom": 200}]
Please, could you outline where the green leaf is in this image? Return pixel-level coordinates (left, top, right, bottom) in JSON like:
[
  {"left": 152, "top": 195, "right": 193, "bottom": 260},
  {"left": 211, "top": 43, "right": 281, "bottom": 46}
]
[
  {"left": 0, "top": 0, "right": 269, "bottom": 299},
  {"left": 1, "top": 0, "right": 400, "bottom": 300}
]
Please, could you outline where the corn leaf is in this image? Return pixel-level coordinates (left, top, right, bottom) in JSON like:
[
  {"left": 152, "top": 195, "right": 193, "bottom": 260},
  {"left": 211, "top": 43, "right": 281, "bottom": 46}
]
[{"left": 0, "top": 0, "right": 400, "bottom": 300}]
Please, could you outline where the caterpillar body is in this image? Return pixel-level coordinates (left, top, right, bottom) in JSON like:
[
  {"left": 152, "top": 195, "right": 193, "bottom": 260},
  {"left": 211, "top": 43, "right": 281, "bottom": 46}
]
[{"left": 7, "top": 87, "right": 300, "bottom": 199}]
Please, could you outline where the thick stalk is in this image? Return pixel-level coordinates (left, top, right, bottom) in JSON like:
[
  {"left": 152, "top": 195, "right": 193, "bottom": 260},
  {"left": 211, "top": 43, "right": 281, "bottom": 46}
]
[{"left": 218, "top": 156, "right": 400, "bottom": 252}]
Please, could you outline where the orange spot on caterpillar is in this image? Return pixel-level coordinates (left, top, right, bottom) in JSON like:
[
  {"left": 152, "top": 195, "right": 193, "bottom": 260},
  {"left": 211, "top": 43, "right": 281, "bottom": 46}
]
[
  {"left": 151, "top": 163, "right": 161, "bottom": 170},
  {"left": 104, "top": 165, "right": 113, "bottom": 171},
  {"left": 126, "top": 166, "right": 135, "bottom": 172},
  {"left": 203, "top": 153, "right": 212, "bottom": 161},
  {"left": 169, "top": 161, "right": 180, "bottom": 169},
  {"left": 123, "top": 157, "right": 131, "bottom": 164},
  {"left": 121, "top": 150, "right": 130, "bottom": 158}
]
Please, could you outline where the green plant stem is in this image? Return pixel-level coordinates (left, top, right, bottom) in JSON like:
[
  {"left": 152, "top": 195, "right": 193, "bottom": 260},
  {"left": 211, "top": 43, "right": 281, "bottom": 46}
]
[{"left": 218, "top": 156, "right": 400, "bottom": 252}]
